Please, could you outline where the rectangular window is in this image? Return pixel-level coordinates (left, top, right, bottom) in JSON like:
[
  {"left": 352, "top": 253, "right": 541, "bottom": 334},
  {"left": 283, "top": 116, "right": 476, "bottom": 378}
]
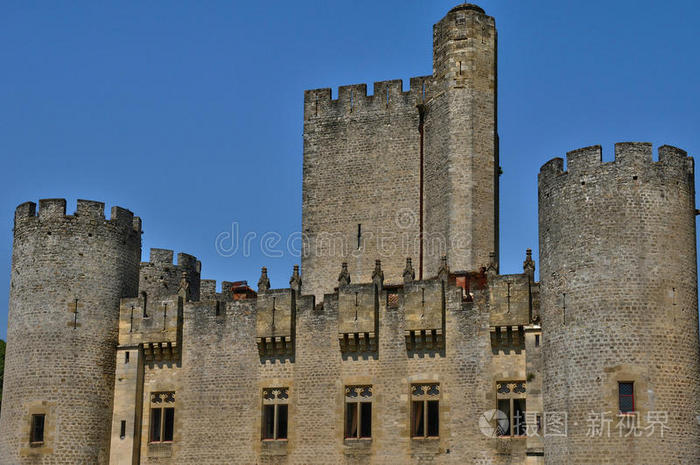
[
  {"left": 345, "top": 385, "right": 372, "bottom": 439},
  {"left": 496, "top": 381, "right": 527, "bottom": 437},
  {"left": 30, "top": 414, "right": 45, "bottom": 444},
  {"left": 619, "top": 382, "right": 635, "bottom": 414},
  {"left": 262, "top": 387, "right": 289, "bottom": 441},
  {"left": 411, "top": 383, "right": 440, "bottom": 438},
  {"left": 163, "top": 408, "right": 175, "bottom": 442},
  {"left": 120, "top": 420, "right": 127, "bottom": 439},
  {"left": 497, "top": 398, "right": 511, "bottom": 436},
  {"left": 150, "top": 408, "right": 162, "bottom": 442},
  {"left": 149, "top": 392, "right": 175, "bottom": 443}
]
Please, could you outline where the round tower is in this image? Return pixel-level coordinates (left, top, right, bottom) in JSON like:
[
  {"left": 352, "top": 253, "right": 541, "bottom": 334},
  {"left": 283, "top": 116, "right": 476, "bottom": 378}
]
[
  {"left": 424, "top": 3, "right": 499, "bottom": 277},
  {"left": 0, "top": 199, "right": 141, "bottom": 464},
  {"left": 538, "top": 143, "right": 700, "bottom": 464}
]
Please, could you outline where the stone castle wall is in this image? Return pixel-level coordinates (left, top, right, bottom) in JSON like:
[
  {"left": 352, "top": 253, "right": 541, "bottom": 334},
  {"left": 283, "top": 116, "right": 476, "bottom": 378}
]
[
  {"left": 302, "top": 4, "right": 499, "bottom": 300},
  {"left": 538, "top": 143, "right": 700, "bottom": 464},
  {"left": 0, "top": 199, "right": 141, "bottom": 464},
  {"left": 0, "top": 4, "right": 698, "bottom": 465}
]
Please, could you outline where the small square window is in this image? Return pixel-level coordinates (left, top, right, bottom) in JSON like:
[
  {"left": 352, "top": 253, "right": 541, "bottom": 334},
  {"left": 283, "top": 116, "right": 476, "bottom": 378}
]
[{"left": 618, "top": 382, "right": 635, "bottom": 414}]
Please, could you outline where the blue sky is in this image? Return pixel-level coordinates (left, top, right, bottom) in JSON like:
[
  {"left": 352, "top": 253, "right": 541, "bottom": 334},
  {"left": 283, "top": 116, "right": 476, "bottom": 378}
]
[{"left": 1, "top": 0, "right": 699, "bottom": 340}]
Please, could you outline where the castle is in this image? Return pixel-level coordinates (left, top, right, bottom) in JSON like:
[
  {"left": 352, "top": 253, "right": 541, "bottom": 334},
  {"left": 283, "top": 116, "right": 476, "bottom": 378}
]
[{"left": 1, "top": 4, "right": 699, "bottom": 464}]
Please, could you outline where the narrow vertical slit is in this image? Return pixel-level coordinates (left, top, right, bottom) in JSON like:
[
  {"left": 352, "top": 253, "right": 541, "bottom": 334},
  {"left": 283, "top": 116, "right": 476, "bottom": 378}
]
[
  {"left": 163, "top": 303, "right": 167, "bottom": 331},
  {"left": 354, "top": 292, "right": 359, "bottom": 321},
  {"left": 562, "top": 293, "right": 566, "bottom": 325},
  {"left": 357, "top": 224, "right": 362, "bottom": 249},
  {"left": 506, "top": 281, "right": 511, "bottom": 313},
  {"left": 73, "top": 298, "right": 79, "bottom": 329},
  {"left": 272, "top": 297, "right": 276, "bottom": 329},
  {"left": 130, "top": 305, "right": 134, "bottom": 333}
]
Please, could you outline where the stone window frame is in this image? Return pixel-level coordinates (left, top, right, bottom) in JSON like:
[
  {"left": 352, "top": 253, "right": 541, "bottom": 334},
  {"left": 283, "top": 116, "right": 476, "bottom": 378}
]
[
  {"left": 261, "top": 387, "right": 289, "bottom": 441},
  {"left": 148, "top": 391, "right": 175, "bottom": 444},
  {"left": 495, "top": 381, "right": 527, "bottom": 437},
  {"left": 20, "top": 402, "right": 55, "bottom": 456},
  {"left": 603, "top": 367, "right": 648, "bottom": 422},
  {"left": 410, "top": 383, "right": 440, "bottom": 439},
  {"left": 344, "top": 385, "right": 373, "bottom": 440}
]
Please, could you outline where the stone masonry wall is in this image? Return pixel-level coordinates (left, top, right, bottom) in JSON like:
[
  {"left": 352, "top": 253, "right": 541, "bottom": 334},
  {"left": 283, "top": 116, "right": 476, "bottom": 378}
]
[
  {"left": 0, "top": 199, "right": 141, "bottom": 465},
  {"left": 170, "top": 274, "right": 536, "bottom": 465},
  {"left": 539, "top": 143, "right": 700, "bottom": 464},
  {"left": 301, "top": 79, "right": 427, "bottom": 300},
  {"left": 424, "top": 4, "right": 498, "bottom": 277}
]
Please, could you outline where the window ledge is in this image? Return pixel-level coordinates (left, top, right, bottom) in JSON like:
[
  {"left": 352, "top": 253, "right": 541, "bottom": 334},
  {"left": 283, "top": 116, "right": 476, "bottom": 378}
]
[
  {"left": 344, "top": 438, "right": 372, "bottom": 455},
  {"left": 261, "top": 439, "right": 288, "bottom": 456},
  {"left": 147, "top": 442, "right": 173, "bottom": 458},
  {"left": 29, "top": 442, "right": 45, "bottom": 448}
]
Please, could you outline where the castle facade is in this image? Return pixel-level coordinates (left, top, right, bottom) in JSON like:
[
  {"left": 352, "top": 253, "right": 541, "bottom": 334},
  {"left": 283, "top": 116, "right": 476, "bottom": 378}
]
[{"left": 1, "top": 4, "right": 699, "bottom": 465}]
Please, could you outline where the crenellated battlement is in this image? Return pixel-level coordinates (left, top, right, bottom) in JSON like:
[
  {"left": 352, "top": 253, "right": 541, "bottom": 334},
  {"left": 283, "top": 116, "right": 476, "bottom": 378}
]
[
  {"left": 303, "top": 76, "right": 432, "bottom": 120},
  {"left": 121, "top": 256, "right": 537, "bottom": 355},
  {"left": 139, "top": 248, "right": 201, "bottom": 301},
  {"left": 538, "top": 143, "right": 694, "bottom": 188},
  {"left": 13, "top": 198, "right": 142, "bottom": 232}
]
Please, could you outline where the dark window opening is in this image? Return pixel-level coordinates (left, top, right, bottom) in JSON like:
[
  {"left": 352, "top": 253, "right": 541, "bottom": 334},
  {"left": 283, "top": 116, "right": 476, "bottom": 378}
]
[
  {"left": 262, "top": 405, "right": 275, "bottom": 440},
  {"left": 30, "top": 414, "right": 45, "bottom": 444},
  {"left": 262, "top": 392, "right": 288, "bottom": 441},
  {"left": 141, "top": 292, "right": 148, "bottom": 318},
  {"left": 497, "top": 398, "right": 511, "bottom": 436},
  {"left": 513, "top": 399, "right": 526, "bottom": 436},
  {"left": 150, "top": 408, "right": 161, "bottom": 442},
  {"left": 496, "top": 397, "right": 526, "bottom": 437},
  {"left": 276, "top": 405, "right": 288, "bottom": 440},
  {"left": 535, "top": 334, "right": 540, "bottom": 347},
  {"left": 427, "top": 400, "right": 439, "bottom": 437},
  {"left": 163, "top": 408, "right": 174, "bottom": 441},
  {"left": 619, "top": 382, "right": 635, "bottom": 414},
  {"left": 357, "top": 224, "right": 362, "bottom": 249},
  {"left": 360, "top": 402, "right": 372, "bottom": 438},
  {"left": 125, "top": 351, "right": 130, "bottom": 364},
  {"left": 150, "top": 406, "right": 174, "bottom": 443},
  {"left": 411, "top": 384, "right": 439, "bottom": 439},
  {"left": 412, "top": 401, "right": 424, "bottom": 437},
  {"left": 412, "top": 399, "right": 439, "bottom": 438},
  {"left": 345, "top": 401, "right": 372, "bottom": 439},
  {"left": 120, "top": 420, "right": 126, "bottom": 439}
]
